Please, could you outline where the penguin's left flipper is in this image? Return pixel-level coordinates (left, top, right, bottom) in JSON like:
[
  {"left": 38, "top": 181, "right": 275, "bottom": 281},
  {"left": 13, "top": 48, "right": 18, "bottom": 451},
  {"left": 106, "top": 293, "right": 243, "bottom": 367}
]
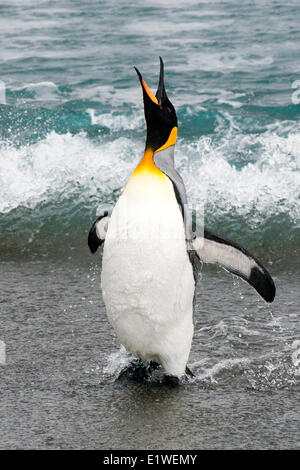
[
  {"left": 88, "top": 212, "right": 111, "bottom": 254},
  {"left": 192, "top": 229, "right": 276, "bottom": 303}
]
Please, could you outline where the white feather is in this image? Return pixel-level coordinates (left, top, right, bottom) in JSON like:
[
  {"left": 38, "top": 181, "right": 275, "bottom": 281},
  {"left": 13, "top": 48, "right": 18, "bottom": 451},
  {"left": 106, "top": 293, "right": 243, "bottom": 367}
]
[{"left": 101, "top": 172, "right": 195, "bottom": 378}]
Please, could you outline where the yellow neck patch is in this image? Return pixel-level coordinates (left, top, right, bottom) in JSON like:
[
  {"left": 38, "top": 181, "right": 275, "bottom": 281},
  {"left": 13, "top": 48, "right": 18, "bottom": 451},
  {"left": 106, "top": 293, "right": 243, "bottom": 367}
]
[
  {"left": 132, "top": 148, "right": 163, "bottom": 177},
  {"left": 131, "top": 126, "right": 177, "bottom": 178}
]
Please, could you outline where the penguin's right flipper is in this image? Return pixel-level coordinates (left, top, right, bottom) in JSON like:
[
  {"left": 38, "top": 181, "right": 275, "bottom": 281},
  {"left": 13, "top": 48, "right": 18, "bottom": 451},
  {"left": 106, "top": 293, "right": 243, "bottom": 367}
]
[
  {"left": 88, "top": 211, "right": 111, "bottom": 254},
  {"left": 192, "top": 229, "right": 276, "bottom": 303}
]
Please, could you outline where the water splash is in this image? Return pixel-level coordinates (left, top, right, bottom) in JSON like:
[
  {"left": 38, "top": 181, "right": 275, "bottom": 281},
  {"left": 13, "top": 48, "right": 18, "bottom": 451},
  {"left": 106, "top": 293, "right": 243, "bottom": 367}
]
[
  {"left": 192, "top": 357, "right": 250, "bottom": 383},
  {"left": 102, "top": 346, "right": 132, "bottom": 379},
  {"left": 291, "top": 340, "right": 300, "bottom": 369}
]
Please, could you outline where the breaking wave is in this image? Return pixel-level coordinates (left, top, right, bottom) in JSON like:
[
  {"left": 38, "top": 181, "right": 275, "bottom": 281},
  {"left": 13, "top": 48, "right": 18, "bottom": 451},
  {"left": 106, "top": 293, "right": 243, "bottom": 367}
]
[{"left": 0, "top": 108, "right": 299, "bottom": 262}]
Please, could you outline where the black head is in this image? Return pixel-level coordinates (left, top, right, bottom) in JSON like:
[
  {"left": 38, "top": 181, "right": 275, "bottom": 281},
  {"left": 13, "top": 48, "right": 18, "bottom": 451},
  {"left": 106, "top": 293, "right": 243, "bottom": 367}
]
[{"left": 134, "top": 57, "right": 177, "bottom": 152}]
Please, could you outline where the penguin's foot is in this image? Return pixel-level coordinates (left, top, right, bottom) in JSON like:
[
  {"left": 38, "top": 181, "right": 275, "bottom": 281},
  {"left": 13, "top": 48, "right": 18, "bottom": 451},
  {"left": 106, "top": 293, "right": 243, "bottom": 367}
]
[
  {"left": 161, "top": 366, "right": 195, "bottom": 387},
  {"left": 148, "top": 361, "right": 161, "bottom": 374},
  {"left": 117, "top": 359, "right": 147, "bottom": 381},
  {"left": 117, "top": 359, "right": 161, "bottom": 382},
  {"left": 162, "top": 375, "right": 180, "bottom": 388}
]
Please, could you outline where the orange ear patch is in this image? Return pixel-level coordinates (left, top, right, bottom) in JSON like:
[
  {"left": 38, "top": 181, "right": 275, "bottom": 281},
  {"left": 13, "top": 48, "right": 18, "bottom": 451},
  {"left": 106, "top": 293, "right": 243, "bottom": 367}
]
[{"left": 156, "top": 127, "right": 177, "bottom": 153}]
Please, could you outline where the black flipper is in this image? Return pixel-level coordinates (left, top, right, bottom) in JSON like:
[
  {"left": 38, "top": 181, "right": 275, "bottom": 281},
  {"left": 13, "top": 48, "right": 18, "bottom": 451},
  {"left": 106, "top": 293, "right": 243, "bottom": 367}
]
[
  {"left": 88, "top": 211, "right": 110, "bottom": 254},
  {"left": 192, "top": 228, "right": 276, "bottom": 303}
]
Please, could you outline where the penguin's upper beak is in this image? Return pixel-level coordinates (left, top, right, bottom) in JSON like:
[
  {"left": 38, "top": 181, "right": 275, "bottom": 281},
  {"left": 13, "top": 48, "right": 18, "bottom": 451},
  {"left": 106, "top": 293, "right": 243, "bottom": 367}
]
[{"left": 155, "top": 56, "right": 168, "bottom": 105}]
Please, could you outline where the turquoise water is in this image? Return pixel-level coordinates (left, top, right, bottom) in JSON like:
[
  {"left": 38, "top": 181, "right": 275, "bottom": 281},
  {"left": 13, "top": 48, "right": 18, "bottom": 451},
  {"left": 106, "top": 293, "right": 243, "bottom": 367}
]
[{"left": 0, "top": 0, "right": 300, "bottom": 450}]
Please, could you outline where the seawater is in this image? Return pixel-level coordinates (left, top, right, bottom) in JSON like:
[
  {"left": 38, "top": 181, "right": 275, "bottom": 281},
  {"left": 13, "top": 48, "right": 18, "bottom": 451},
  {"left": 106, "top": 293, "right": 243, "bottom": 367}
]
[{"left": 0, "top": 0, "right": 299, "bottom": 450}]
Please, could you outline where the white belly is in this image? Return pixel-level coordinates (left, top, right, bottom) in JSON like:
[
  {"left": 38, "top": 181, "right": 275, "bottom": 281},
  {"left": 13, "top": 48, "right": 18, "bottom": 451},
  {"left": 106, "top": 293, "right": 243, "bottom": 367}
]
[{"left": 101, "top": 172, "right": 195, "bottom": 378}]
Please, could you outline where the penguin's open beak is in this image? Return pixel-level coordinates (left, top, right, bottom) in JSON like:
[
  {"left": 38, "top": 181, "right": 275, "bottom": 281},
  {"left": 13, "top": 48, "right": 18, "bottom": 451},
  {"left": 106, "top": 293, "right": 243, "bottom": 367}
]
[
  {"left": 134, "top": 57, "right": 167, "bottom": 107},
  {"left": 135, "top": 58, "right": 177, "bottom": 152}
]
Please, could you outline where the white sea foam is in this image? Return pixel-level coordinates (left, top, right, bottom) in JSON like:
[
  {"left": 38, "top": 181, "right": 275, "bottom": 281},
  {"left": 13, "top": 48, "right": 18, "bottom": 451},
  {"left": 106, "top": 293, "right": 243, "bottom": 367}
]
[
  {"left": 0, "top": 123, "right": 299, "bottom": 227},
  {"left": 18, "top": 82, "right": 58, "bottom": 91},
  {"left": 15, "top": 81, "right": 59, "bottom": 101},
  {"left": 0, "top": 131, "right": 141, "bottom": 213},
  {"left": 87, "top": 109, "right": 143, "bottom": 130},
  {"left": 77, "top": 85, "right": 140, "bottom": 106},
  {"left": 176, "top": 125, "right": 300, "bottom": 224}
]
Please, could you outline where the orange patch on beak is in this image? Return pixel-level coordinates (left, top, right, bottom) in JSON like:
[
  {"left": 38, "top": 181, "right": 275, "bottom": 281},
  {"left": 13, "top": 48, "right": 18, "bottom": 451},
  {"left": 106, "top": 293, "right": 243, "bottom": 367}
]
[{"left": 142, "top": 79, "right": 158, "bottom": 104}]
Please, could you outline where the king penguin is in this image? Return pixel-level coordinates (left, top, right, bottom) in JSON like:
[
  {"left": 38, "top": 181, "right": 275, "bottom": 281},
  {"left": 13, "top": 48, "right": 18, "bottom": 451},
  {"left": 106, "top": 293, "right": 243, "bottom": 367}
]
[{"left": 88, "top": 58, "right": 276, "bottom": 382}]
